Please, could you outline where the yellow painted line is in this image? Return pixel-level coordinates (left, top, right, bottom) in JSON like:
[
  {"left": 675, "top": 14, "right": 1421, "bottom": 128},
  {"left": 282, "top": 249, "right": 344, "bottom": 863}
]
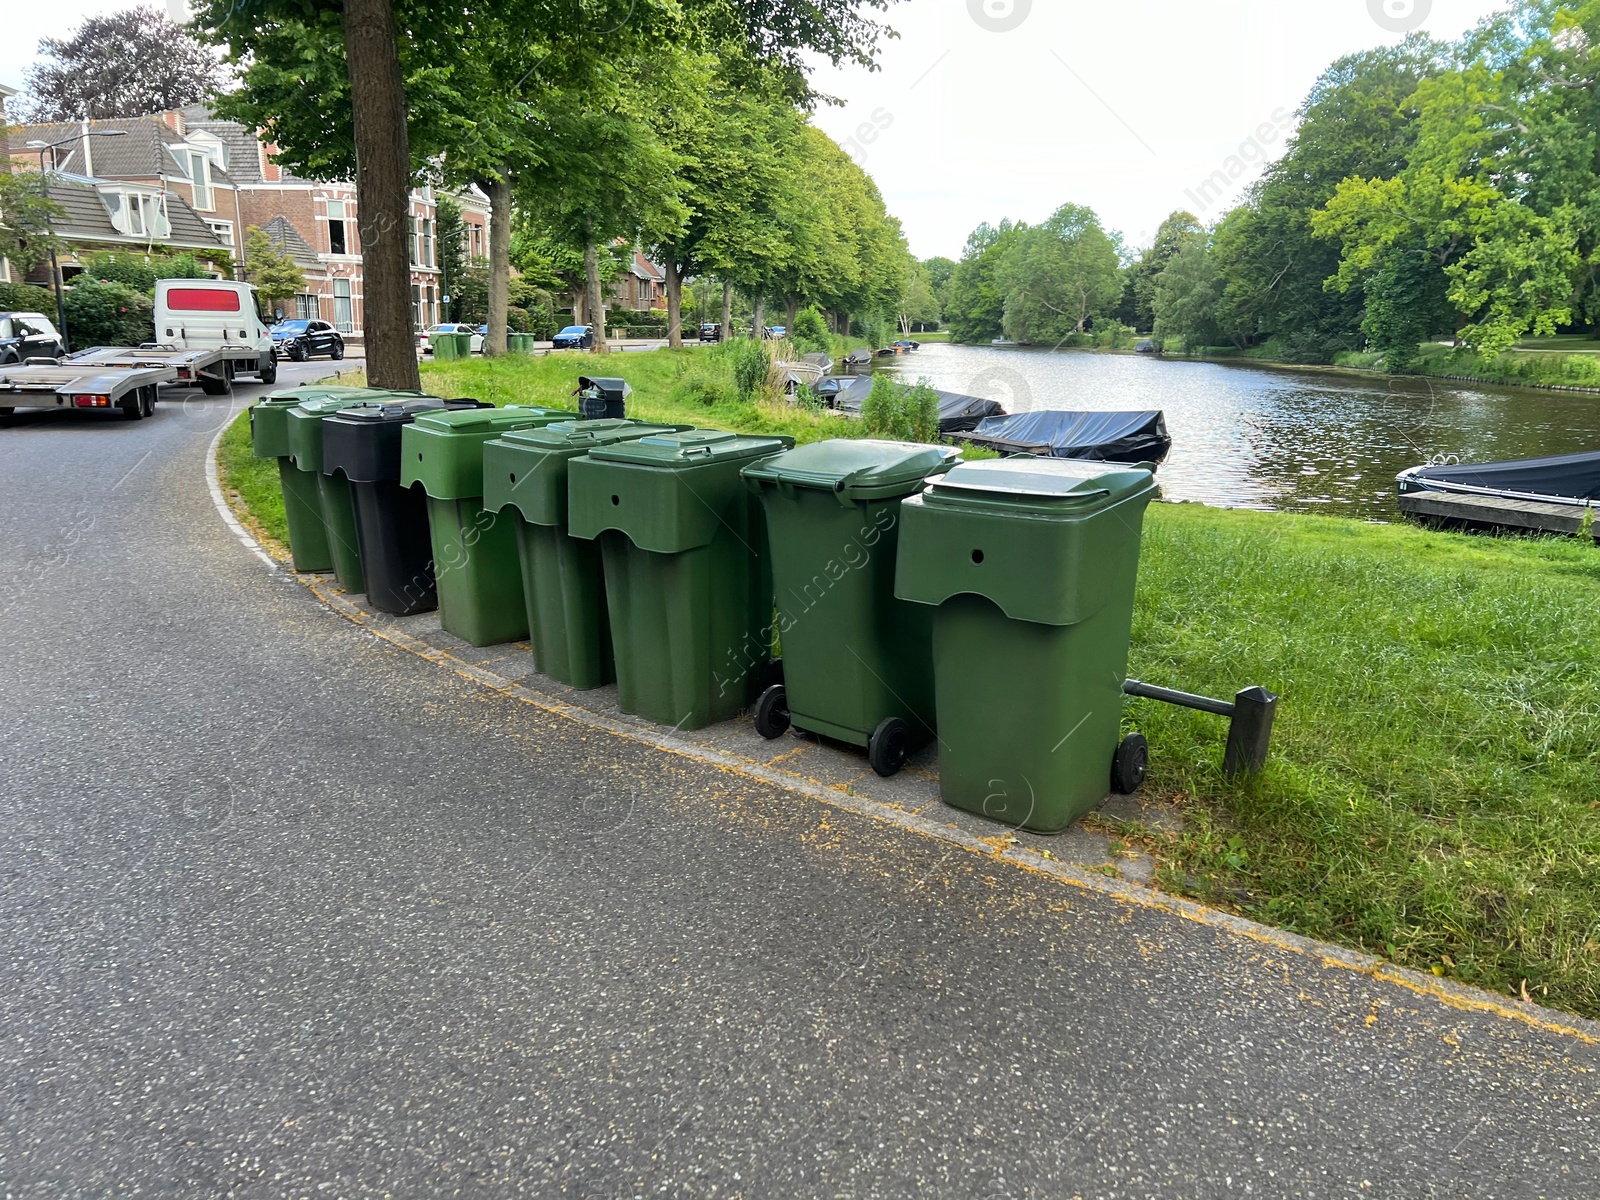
[{"left": 213, "top": 439, "right": 1600, "bottom": 1048}]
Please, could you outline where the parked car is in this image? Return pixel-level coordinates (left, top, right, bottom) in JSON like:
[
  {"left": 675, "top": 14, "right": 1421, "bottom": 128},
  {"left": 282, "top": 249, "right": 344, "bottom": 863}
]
[
  {"left": 699, "top": 323, "right": 722, "bottom": 343},
  {"left": 270, "top": 318, "right": 345, "bottom": 362},
  {"left": 0, "top": 313, "right": 66, "bottom": 363},
  {"left": 418, "top": 322, "right": 485, "bottom": 355},
  {"left": 552, "top": 324, "right": 594, "bottom": 350},
  {"left": 762, "top": 325, "right": 787, "bottom": 340}
]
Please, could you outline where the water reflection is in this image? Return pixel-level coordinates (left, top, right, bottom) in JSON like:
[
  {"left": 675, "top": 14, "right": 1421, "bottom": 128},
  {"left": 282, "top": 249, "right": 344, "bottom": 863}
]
[{"left": 874, "top": 344, "right": 1600, "bottom": 518}]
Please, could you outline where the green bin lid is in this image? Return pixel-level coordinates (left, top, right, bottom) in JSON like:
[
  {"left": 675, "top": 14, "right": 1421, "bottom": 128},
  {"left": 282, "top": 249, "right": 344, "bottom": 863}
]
[
  {"left": 499, "top": 418, "right": 691, "bottom": 450},
  {"left": 408, "top": 404, "right": 574, "bottom": 435},
  {"left": 743, "top": 438, "right": 958, "bottom": 501},
  {"left": 921, "top": 458, "right": 1154, "bottom": 515},
  {"left": 587, "top": 428, "right": 793, "bottom": 466},
  {"left": 293, "top": 389, "right": 433, "bottom": 415}
]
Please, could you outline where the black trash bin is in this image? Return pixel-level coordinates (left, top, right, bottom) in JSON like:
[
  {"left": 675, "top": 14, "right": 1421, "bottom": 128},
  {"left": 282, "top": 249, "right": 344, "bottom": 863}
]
[
  {"left": 575, "top": 376, "right": 631, "bottom": 420},
  {"left": 321, "top": 396, "right": 490, "bottom": 615}
]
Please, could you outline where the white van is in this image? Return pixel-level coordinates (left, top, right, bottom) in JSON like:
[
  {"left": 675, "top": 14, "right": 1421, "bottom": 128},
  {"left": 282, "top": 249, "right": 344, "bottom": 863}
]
[{"left": 154, "top": 279, "right": 278, "bottom": 385}]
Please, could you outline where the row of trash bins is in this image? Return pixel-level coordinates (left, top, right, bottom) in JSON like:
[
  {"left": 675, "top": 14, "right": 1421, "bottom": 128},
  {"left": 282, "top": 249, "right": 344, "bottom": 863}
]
[{"left": 250, "top": 382, "right": 1160, "bottom": 834}]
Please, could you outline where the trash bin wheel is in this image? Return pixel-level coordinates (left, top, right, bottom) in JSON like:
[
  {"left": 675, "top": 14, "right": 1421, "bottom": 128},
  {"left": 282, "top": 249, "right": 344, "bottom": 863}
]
[
  {"left": 754, "top": 684, "right": 791, "bottom": 740},
  {"left": 1111, "top": 732, "right": 1148, "bottom": 795},
  {"left": 868, "top": 717, "right": 910, "bottom": 778}
]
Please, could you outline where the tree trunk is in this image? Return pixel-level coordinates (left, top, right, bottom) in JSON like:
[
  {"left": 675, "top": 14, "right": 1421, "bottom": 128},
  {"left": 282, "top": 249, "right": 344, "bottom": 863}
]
[
  {"left": 665, "top": 251, "right": 683, "bottom": 349},
  {"left": 483, "top": 174, "right": 511, "bottom": 356},
  {"left": 721, "top": 281, "right": 733, "bottom": 336},
  {"left": 753, "top": 297, "right": 765, "bottom": 338},
  {"left": 584, "top": 231, "right": 610, "bottom": 354},
  {"left": 343, "top": 0, "right": 419, "bottom": 390},
  {"left": 785, "top": 296, "right": 799, "bottom": 329}
]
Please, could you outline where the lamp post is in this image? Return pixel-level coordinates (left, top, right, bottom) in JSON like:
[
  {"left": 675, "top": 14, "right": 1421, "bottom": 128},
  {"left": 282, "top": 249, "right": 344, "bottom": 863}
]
[{"left": 24, "top": 130, "right": 127, "bottom": 354}]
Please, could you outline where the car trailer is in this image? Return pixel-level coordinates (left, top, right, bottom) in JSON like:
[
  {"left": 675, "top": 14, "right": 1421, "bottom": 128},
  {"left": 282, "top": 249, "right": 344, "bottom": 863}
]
[
  {"left": 0, "top": 358, "right": 175, "bottom": 421},
  {"left": 68, "top": 343, "right": 251, "bottom": 396}
]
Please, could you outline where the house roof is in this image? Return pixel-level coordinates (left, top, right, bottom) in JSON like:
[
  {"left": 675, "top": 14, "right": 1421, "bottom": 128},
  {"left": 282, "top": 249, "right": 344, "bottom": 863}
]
[
  {"left": 257, "top": 215, "right": 319, "bottom": 266},
  {"left": 631, "top": 252, "right": 665, "bottom": 283},
  {"left": 13, "top": 116, "right": 239, "bottom": 187},
  {"left": 44, "top": 172, "right": 229, "bottom": 252},
  {"left": 178, "top": 104, "right": 316, "bottom": 185}
]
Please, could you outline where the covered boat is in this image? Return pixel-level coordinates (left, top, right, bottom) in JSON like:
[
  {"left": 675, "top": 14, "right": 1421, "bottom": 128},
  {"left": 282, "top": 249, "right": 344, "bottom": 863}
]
[
  {"left": 957, "top": 410, "right": 1172, "bottom": 464},
  {"left": 813, "top": 378, "right": 1005, "bottom": 433},
  {"left": 1397, "top": 450, "right": 1600, "bottom": 506}
]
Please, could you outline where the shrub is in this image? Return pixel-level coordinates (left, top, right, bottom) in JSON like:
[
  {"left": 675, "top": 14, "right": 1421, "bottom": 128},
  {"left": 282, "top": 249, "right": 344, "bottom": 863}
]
[
  {"left": 81, "top": 250, "right": 210, "bottom": 293},
  {"left": 790, "top": 306, "right": 830, "bottom": 354},
  {"left": 62, "top": 278, "right": 154, "bottom": 349},
  {"left": 726, "top": 337, "right": 771, "bottom": 400},
  {"left": 0, "top": 282, "right": 58, "bottom": 315},
  {"left": 860, "top": 374, "right": 941, "bottom": 443}
]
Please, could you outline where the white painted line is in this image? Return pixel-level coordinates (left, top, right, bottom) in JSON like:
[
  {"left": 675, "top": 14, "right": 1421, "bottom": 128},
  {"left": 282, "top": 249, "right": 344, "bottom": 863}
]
[{"left": 206, "top": 406, "right": 278, "bottom": 572}]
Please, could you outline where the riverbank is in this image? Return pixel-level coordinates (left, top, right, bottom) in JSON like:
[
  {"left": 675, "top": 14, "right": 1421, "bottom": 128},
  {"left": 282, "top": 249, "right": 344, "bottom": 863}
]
[
  {"left": 1188, "top": 341, "right": 1600, "bottom": 394},
  {"left": 219, "top": 351, "right": 1600, "bottom": 1018}
]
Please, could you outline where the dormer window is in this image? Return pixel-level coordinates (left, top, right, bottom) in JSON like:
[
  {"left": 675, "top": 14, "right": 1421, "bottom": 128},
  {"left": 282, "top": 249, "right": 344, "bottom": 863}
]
[
  {"left": 189, "top": 152, "right": 213, "bottom": 211},
  {"left": 103, "top": 190, "right": 170, "bottom": 238}
]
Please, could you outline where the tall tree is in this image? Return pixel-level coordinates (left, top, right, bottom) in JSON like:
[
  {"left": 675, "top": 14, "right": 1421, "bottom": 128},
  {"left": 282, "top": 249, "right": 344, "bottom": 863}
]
[
  {"left": 20, "top": 6, "right": 232, "bottom": 121},
  {"left": 242, "top": 225, "right": 307, "bottom": 314}
]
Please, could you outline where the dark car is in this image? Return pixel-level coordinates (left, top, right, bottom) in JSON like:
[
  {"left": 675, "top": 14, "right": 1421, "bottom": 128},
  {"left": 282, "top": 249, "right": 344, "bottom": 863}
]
[
  {"left": 552, "top": 324, "right": 594, "bottom": 350},
  {"left": 270, "top": 319, "right": 345, "bottom": 361},
  {"left": 699, "top": 323, "right": 722, "bottom": 343},
  {"left": 0, "top": 312, "right": 65, "bottom": 363}
]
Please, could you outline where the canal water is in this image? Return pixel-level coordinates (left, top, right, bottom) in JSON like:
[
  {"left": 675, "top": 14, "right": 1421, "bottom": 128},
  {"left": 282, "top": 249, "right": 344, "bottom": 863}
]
[{"left": 872, "top": 343, "right": 1600, "bottom": 519}]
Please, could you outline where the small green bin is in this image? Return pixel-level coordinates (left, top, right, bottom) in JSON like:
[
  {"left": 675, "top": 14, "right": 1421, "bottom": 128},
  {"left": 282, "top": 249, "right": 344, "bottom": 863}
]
[
  {"left": 432, "top": 331, "right": 472, "bottom": 362},
  {"left": 507, "top": 333, "right": 539, "bottom": 355},
  {"left": 286, "top": 388, "right": 432, "bottom": 593},
  {"left": 250, "top": 385, "right": 375, "bottom": 571},
  {"left": 568, "top": 429, "right": 793, "bottom": 730},
  {"left": 743, "top": 439, "right": 960, "bottom": 775},
  {"left": 483, "top": 418, "right": 694, "bottom": 689},
  {"left": 400, "top": 405, "right": 578, "bottom": 646},
  {"left": 895, "top": 459, "right": 1157, "bottom": 832}
]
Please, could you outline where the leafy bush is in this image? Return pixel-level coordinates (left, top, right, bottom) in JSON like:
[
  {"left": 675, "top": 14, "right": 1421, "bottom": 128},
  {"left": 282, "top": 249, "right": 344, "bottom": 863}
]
[
  {"left": 1090, "top": 321, "right": 1137, "bottom": 349},
  {"left": 0, "top": 282, "right": 57, "bottom": 314},
  {"left": 855, "top": 312, "right": 891, "bottom": 350},
  {"left": 860, "top": 373, "right": 941, "bottom": 442},
  {"left": 790, "top": 306, "right": 830, "bottom": 354},
  {"left": 81, "top": 250, "right": 210, "bottom": 293},
  {"left": 62, "top": 278, "right": 154, "bottom": 349}
]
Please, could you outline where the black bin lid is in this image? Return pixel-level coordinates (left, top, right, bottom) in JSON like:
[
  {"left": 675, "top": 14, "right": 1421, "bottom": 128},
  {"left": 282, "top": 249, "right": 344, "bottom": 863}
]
[{"left": 322, "top": 397, "right": 488, "bottom": 482}]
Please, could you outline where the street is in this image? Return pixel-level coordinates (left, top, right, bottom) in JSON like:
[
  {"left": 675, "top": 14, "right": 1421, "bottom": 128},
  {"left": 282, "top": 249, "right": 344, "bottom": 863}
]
[{"left": 0, "top": 361, "right": 1596, "bottom": 1199}]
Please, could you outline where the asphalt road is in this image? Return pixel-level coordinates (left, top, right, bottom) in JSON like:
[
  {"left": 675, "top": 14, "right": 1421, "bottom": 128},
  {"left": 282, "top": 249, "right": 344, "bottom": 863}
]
[{"left": 1, "top": 362, "right": 1596, "bottom": 1199}]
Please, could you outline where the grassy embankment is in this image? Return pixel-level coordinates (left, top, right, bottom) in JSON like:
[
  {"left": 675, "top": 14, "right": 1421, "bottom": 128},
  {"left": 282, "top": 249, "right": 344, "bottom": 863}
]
[{"left": 217, "top": 346, "right": 1600, "bottom": 1019}]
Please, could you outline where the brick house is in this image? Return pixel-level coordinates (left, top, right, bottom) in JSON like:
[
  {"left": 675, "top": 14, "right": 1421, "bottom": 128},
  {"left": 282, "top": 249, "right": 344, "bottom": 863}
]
[
  {"left": 611, "top": 251, "right": 668, "bottom": 312},
  {"left": 7, "top": 105, "right": 492, "bottom": 343}
]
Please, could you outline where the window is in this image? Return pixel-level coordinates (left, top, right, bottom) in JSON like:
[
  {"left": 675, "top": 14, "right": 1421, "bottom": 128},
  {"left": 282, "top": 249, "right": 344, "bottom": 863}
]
[
  {"left": 333, "top": 279, "right": 353, "bottom": 333},
  {"left": 411, "top": 283, "right": 422, "bottom": 327},
  {"left": 327, "top": 199, "right": 348, "bottom": 255},
  {"left": 427, "top": 286, "right": 437, "bottom": 327},
  {"left": 295, "top": 294, "right": 317, "bottom": 320},
  {"left": 207, "top": 219, "right": 233, "bottom": 249},
  {"left": 423, "top": 218, "right": 435, "bottom": 269},
  {"left": 189, "top": 152, "right": 213, "bottom": 211}
]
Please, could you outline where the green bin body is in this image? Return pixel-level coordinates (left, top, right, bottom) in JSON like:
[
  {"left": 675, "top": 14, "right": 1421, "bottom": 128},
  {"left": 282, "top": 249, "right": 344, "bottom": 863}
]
[
  {"left": 483, "top": 419, "right": 694, "bottom": 688},
  {"left": 743, "top": 440, "right": 959, "bottom": 748},
  {"left": 507, "top": 333, "right": 538, "bottom": 355},
  {"left": 287, "top": 388, "right": 432, "bottom": 592},
  {"left": 568, "top": 430, "right": 793, "bottom": 729},
  {"left": 895, "top": 459, "right": 1157, "bottom": 832},
  {"left": 249, "top": 385, "right": 377, "bottom": 571},
  {"left": 401, "top": 406, "right": 578, "bottom": 646},
  {"left": 432, "top": 332, "right": 471, "bottom": 361}
]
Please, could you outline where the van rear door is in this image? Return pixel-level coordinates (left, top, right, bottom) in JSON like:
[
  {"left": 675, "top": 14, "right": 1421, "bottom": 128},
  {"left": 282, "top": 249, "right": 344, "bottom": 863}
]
[{"left": 155, "top": 281, "right": 270, "bottom": 351}]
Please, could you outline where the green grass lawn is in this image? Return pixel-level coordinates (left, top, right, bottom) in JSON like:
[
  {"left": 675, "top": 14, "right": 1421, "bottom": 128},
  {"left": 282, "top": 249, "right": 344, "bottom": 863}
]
[{"left": 217, "top": 347, "right": 1600, "bottom": 1018}]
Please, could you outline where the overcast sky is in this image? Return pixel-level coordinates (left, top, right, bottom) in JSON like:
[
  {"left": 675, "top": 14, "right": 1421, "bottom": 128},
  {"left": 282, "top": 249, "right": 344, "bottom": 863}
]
[{"left": 6, "top": 0, "right": 1512, "bottom": 259}]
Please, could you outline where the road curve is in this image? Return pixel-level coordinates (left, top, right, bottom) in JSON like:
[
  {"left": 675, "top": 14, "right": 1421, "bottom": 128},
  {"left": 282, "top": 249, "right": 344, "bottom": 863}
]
[{"left": 1, "top": 366, "right": 1596, "bottom": 1199}]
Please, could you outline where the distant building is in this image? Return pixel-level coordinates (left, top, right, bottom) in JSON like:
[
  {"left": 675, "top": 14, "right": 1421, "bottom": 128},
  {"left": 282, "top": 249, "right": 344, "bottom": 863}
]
[{"left": 7, "top": 106, "right": 492, "bottom": 343}]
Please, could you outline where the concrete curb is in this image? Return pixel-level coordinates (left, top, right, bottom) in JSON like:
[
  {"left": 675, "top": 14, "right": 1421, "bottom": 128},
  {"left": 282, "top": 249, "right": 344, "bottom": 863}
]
[{"left": 211, "top": 415, "right": 1600, "bottom": 1047}]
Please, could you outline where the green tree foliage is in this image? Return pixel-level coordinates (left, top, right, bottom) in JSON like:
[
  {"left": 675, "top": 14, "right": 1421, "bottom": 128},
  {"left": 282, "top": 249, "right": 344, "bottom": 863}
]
[
  {"left": 943, "top": 221, "right": 1023, "bottom": 343},
  {"left": 0, "top": 173, "right": 63, "bottom": 274},
  {"left": 921, "top": 256, "right": 956, "bottom": 314},
  {"left": 435, "top": 193, "right": 469, "bottom": 321},
  {"left": 242, "top": 226, "right": 307, "bottom": 311},
  {"left": 997, "top": 204, "right": 1122, "bottom": 343},
  {"left": 898, "top": 259, "right": 941, "bottom": 331},
  {"left": 1117, "top": 210, "right": 1202, "bottom": 331},
  {"left": 790, "top": 305, "right": 830, "bottom": 352}
]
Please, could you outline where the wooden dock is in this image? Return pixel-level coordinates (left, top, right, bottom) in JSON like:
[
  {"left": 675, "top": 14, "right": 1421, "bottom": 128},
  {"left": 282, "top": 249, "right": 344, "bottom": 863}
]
[{"left": 1398, "top": 489, "right": 1598, "bottom": 538}]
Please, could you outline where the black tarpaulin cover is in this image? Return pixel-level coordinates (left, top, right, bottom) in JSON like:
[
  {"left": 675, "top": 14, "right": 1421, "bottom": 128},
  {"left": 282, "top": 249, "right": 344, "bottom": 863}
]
[
  {"left": 1404, "top": 450, "right": 1600, "bottom": 502},
  {"left": 965, "top": 409, "right": 1172, "bottom": 463},
  {"left": 936, "top": 391, "right": 1005, "bottom": 433}
]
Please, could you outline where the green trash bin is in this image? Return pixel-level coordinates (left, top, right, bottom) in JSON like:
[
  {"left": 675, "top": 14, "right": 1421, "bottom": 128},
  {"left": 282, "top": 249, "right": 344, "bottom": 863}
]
[
  {"left": 432, "top": 331, "right": 471, "bottom": 362},
  {"left": 507, "top": 332, "right": 538, "bottom": 355},
  {"left": 568, "top": 429, "right": 793, "bottom": 730},
  {"left": 483, "top": 418, "right": 694, "bottom": 689},
  {"left": 742, "top": 439, "right": 960, "bottom": 776},
  {"left": 249, "top": 385, "right": 375, "bottom": 571},
  {"left": 286, "top": 388, "right": 432, "bottom": 593},
  {"left": 895, "top": 459, "right": 1158, "bottom": 832},
  {"left": 401, "top": 405, "right": 578, "bottom": 646}
]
